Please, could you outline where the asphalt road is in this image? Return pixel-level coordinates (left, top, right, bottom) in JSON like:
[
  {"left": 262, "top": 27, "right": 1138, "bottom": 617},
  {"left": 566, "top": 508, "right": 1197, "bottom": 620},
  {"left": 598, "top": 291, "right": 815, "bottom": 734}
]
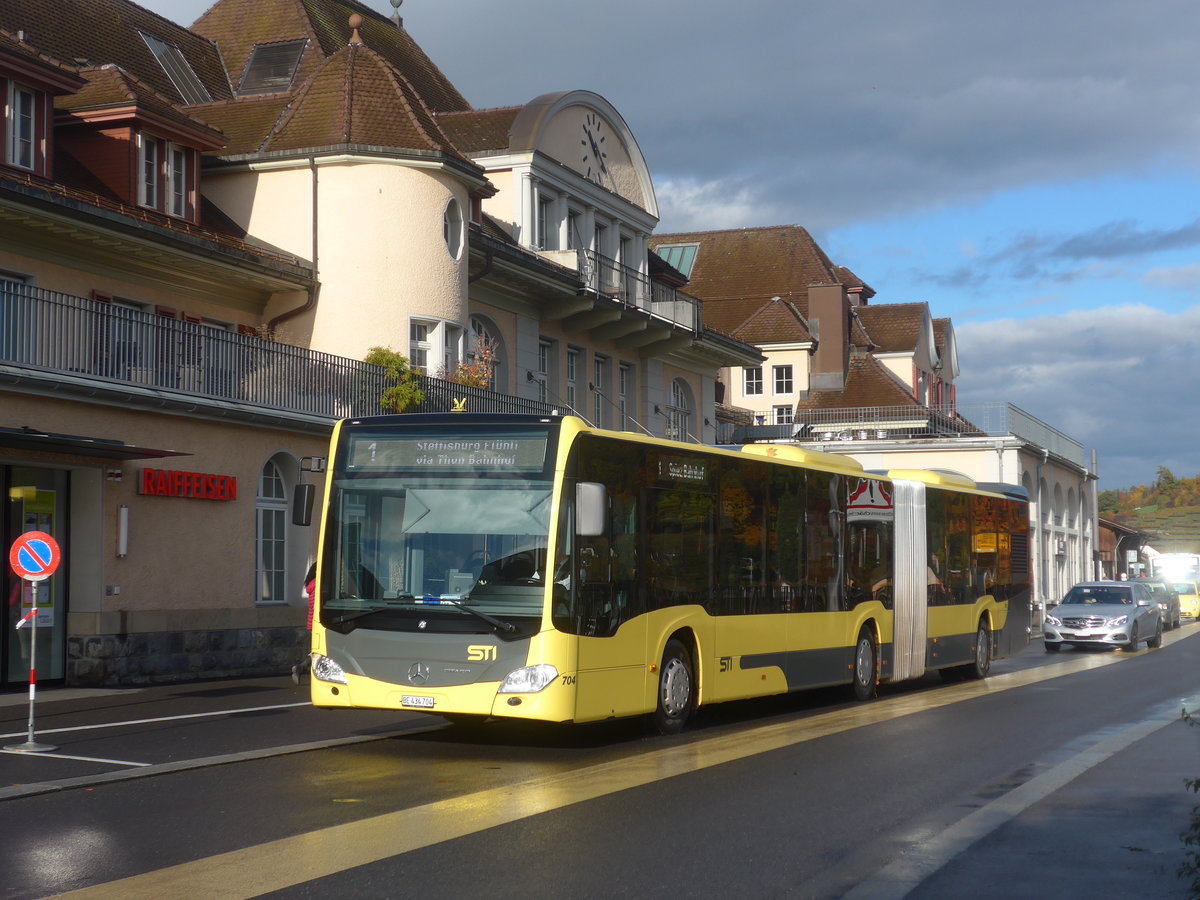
[{"left": 2, "top": 626, "right": 1199, "bottom": 899}]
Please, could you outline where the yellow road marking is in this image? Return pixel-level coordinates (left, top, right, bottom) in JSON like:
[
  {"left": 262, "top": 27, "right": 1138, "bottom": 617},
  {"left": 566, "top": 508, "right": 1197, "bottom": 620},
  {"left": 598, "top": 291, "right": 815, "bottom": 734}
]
[{"left": 49, "top": 639, "right": 1178, "bottom": 899}]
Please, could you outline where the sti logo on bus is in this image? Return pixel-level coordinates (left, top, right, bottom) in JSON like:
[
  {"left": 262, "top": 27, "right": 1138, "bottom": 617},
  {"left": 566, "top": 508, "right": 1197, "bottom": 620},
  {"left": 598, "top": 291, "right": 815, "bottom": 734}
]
[{"left": 468, "top": 645, "right": 497, "bottom": 661}]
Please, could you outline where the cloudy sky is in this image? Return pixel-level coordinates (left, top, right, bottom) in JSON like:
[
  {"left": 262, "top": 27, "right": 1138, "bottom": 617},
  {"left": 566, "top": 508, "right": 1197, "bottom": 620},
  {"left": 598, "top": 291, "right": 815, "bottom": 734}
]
[{"left": 144, "top": 0, "right": 1200, "bottom": 490}]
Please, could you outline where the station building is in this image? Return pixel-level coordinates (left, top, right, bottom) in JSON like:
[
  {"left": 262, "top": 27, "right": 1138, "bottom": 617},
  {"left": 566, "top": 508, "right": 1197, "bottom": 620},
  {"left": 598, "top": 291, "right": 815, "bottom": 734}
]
[{"left": 0, "top": 0, "right": 760, "bottom": 688}]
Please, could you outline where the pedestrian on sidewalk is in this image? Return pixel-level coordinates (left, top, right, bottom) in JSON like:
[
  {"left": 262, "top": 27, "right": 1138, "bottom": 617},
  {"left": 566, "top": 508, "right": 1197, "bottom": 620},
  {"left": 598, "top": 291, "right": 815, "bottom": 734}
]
[{"left": 292, "top": 561, "right": 316, "bottom": 685}]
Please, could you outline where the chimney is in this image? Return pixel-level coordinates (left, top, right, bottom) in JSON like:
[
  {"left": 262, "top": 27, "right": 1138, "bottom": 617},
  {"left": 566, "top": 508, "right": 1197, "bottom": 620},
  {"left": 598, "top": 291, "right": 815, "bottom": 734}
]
[{"left": 808, "top": 284, "right": 850, "bottom": 392}]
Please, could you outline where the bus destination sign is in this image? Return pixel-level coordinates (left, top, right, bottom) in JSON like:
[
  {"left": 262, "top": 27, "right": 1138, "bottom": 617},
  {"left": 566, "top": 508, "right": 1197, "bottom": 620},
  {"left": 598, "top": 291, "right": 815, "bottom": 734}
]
[{"left": 349, "top": 435, "right": 548, "bottom": 472}]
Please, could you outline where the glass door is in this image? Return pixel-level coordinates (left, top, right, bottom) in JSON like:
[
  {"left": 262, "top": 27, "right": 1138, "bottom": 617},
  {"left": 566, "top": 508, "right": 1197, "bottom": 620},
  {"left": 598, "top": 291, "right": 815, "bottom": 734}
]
[{"left": 4, "top": 466, "right": 69, "bottom": 687}]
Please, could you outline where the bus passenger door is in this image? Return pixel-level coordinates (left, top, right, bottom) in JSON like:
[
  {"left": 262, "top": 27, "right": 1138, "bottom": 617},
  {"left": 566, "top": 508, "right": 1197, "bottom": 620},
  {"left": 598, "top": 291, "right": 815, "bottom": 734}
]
[{"left": 565, "top": 481, "right": 650, "bottom": 722}]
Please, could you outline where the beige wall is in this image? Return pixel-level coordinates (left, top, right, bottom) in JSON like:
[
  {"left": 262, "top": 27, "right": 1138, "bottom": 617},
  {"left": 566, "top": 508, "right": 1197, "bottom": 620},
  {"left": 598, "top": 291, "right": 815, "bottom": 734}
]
[
  {"left": 2, "top": 393, "right": 328, "bottom": 635},
  {"left": 204, "top": 160, "right": 470, "bottom": 360}
]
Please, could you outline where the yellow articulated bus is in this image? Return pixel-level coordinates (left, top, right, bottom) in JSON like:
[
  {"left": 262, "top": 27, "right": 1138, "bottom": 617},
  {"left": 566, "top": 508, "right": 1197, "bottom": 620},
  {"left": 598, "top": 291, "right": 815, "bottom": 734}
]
[{"left": 301, "top": 413, "right": 1031, "bottom": 733}]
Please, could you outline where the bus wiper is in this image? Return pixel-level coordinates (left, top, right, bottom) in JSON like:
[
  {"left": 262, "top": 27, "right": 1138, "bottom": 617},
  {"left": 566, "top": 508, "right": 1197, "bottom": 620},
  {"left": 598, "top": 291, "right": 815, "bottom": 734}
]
[
  {"left": 416, "top": 594, "right": 517, "bottom": 634},
  {"left": 329, "top": 596, "right": 415, "bottom": 625}
]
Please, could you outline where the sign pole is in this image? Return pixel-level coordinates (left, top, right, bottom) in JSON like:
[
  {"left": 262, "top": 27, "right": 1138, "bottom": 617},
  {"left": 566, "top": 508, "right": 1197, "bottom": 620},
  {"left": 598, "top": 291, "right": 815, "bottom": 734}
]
[
  {"left": 6, "top": 531, "right": 61, "bottom": 753},
  {"left": 6, "top": 580, "right": 55, "bottom": 753}
]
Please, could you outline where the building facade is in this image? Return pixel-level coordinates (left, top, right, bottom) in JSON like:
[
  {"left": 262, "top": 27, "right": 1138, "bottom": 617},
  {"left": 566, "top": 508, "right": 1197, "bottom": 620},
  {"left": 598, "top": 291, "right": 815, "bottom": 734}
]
[{"left": 0, "top": 0, "right": 758, "bottom": 687}]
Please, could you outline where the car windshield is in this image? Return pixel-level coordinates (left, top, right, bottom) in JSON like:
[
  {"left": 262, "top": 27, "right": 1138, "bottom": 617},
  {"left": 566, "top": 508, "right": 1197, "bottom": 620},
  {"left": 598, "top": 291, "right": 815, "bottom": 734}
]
[
  {"left": 1062, "top": 586, "right": 1132, "bottom": 605},
  {"left": 1171, "top": 583, "right": 1198, "bottom": 594}
]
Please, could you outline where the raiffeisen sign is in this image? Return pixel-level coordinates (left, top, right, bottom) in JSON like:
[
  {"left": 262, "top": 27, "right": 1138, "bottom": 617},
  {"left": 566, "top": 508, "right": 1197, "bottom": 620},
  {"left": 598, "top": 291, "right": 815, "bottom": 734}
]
[{"left": 139, "top": 468, "right": 238, "bottom": 501}]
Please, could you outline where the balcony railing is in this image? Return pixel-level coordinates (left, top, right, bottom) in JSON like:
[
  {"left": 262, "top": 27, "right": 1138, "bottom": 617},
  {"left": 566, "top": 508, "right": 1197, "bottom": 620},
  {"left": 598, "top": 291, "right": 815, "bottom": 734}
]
[
  {"left": 956, "top": 402, "right": 1086, "bottom": 467},
  {"left": 0, "top": 283, "right": 554, "bottom": 420},
  {"left": 578, "top": 249, "right": 700, "bottom": 331},
  {"left": 720, "top": 401, "right": 1085, "bottom": 466}
]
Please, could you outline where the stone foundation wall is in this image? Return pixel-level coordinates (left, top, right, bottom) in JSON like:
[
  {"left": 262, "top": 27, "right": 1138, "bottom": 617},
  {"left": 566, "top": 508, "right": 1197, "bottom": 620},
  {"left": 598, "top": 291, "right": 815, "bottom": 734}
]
[{"left": 66, "top": 627, "right": 310, "bottom": 686}]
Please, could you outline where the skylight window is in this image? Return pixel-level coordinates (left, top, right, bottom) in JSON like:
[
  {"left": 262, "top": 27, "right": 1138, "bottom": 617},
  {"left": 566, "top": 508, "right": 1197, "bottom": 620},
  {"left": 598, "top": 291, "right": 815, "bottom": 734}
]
[
  {"left": 656, "top": 243, "right": 699, "bottom": 278},
  {"left": 238, "top": 41, "right": 307, "bottom": 95},
  {"left": 140, "top": 32, "right": 211, "bottom": 105}
]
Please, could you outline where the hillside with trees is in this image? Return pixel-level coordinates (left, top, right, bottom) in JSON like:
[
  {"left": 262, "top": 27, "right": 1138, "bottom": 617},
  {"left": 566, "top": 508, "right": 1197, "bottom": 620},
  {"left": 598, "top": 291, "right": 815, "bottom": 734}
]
[{"left": 1099, "top": 467, "right": 1200, "bottom": 552}]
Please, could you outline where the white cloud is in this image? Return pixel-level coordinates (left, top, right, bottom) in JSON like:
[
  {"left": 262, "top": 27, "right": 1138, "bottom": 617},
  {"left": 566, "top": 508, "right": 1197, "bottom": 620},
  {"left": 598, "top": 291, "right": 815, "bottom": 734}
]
[
  {"left": 1142, "top": 265, "right": 1200, "bottom": 291},
  {"left": 654, "top": 177, "right": 768, "bottom": 234},
  {"left": 956, "top": 305, "right": 1200, "bottom": 489}
]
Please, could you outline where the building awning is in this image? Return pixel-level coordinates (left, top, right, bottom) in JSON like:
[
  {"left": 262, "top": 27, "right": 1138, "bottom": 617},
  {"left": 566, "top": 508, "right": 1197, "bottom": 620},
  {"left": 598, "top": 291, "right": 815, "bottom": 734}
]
[{"left": 0, "top": 426, "right": 190, "bottom": 460}]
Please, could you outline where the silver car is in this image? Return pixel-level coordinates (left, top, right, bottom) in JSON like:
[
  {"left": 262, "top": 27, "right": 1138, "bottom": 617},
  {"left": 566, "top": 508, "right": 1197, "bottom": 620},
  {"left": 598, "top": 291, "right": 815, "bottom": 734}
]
[{"left": 1044, "top": 581, "right": 1163, "bottom": 652}]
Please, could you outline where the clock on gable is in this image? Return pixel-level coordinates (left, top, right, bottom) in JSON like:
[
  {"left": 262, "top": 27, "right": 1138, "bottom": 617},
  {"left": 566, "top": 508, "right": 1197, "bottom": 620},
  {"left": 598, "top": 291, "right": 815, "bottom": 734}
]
[{"left": 580, "top": 111, "right": 608, "bottom": 183}]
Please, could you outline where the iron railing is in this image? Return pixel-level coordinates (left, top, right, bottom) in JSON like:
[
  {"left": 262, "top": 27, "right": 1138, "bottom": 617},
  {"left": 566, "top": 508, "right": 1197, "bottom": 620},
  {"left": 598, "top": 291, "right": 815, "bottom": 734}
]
[
  {"left": 577, "top": 249, "right": 700, "bottom": 331},
  {"left": 722, "top": 401, "right": 1085, "bottom": 466},
  {"left": 956, "top": 402, "right": 1086, "bottom": 467},
  {"left": 0, "top": 282, "right": 554, "bottom": 419}
]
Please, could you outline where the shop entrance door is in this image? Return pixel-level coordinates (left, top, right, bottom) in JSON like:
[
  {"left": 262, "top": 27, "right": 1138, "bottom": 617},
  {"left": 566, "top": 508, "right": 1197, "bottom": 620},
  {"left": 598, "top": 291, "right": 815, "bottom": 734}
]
[{"left": 3, "top": 466, "right": 68, "bottom": 688}]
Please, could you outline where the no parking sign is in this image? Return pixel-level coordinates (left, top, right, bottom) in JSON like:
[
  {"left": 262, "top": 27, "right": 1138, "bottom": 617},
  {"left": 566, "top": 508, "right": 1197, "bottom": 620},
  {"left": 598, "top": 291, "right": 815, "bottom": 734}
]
[
  {"left": 9, "top": 531, "right": 60, "bottom": 582},
  {"left": 5, "top": 531, "right": 61, "bottom": 753}
]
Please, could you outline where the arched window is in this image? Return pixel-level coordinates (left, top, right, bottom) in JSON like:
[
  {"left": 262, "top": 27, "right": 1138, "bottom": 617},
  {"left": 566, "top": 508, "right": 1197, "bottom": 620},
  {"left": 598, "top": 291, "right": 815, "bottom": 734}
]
[
  {"left": 469, "top": 315, "right": 505, "bottom": 391},
  {"left": 256, "top": 458, "right": 289, "bottom": 604},
  {"left": 665, "top": 378, "right": 693, "bottom": 441}
]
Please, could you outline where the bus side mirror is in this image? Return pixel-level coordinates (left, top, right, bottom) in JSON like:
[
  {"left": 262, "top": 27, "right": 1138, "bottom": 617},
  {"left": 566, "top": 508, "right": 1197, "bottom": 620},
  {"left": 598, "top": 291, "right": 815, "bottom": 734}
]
[
  {"left": 576, "top": 482, "right": 605, "bottom": 537},
  {"left": 293, "top": 483, "right": 316, "bottom": 526}
]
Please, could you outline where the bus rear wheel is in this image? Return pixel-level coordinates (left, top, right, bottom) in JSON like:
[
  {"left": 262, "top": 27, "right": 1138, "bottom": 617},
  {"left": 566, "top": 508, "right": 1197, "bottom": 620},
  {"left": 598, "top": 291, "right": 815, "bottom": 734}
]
[
  {"left": 964, "top": 621, "right": 991, "bottom": 679},
  {"left": 852, "top": 630, "right": 877, "bottom": 701},
  {"left": 654, "top": 638, "right": 694, "bottom": 735}
]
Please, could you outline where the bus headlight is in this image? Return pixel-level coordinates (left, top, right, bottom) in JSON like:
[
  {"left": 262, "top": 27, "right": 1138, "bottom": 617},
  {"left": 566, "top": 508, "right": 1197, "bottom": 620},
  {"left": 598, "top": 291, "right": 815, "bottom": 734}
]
[
  {"left": 312, "top": 654, "right": 348, "bottom": 685},
  {"left": 498, "top": 664, "right": 558, "bottom": 693}
]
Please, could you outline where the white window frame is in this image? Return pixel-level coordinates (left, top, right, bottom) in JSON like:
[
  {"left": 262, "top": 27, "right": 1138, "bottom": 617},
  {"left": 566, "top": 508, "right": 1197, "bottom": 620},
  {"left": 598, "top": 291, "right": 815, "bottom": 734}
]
[
  {"left": 566, "top": 347, "right": 579, "bottom": 412},
  {"left": 256, "top": 459, "right": 288, "bottom": 605},
  {"left": 773, "top": 364, "right": 794, "bottom": 395},
  {"left": 666, "top": 378, "right": 692, "bottom": 441},
  {"left": 592, "top": 355, "right": 607, "bottom": 427},
  {"left": 167, "top": 143, "right": 188, "bottom": 218},
  {"left": 773, "top": 405, "right": 794, "bottom": 425},
  {"left": 6, "top": 83, "right": 36, "bottom": 170},
  {"left": 409, "top": 320, "right": 432, "bottom": 373},
  {"left": 744, "top": 366, "right": 763, "bottom": 396},
  {"left": 536, "top": 339, "right": 551, "bottom": 404},
  {"left": 138, "top": 133, "right": 159, "bottom": 209},
  {"left": 618, "top": 362, "right": 632, "bottom": 430}
]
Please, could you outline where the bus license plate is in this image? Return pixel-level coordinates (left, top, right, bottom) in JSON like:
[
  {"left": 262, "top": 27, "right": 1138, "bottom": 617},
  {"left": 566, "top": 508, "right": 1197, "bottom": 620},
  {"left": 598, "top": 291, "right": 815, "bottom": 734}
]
[{"left": 401, "top": 695, "right": 435, "bottom": 709}]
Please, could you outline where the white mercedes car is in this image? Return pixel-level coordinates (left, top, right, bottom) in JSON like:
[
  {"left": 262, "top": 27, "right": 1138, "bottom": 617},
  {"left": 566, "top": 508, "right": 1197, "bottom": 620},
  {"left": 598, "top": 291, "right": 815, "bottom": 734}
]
[{"left": 1043, "top": 581, "right": 1163, "bottom": 653}]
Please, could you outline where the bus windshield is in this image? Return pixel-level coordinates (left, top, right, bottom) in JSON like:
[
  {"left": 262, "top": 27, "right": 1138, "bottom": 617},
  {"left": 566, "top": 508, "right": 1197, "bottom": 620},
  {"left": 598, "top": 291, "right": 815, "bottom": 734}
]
[{"left": 322, "top": 424, "right": 558, "bottom": 631}]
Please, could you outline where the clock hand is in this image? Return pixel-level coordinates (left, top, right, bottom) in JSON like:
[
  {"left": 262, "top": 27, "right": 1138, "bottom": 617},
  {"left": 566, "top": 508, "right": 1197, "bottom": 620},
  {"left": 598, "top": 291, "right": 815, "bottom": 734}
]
[{"left": 587, "top": 130, "right": 608, "bottom": 174}]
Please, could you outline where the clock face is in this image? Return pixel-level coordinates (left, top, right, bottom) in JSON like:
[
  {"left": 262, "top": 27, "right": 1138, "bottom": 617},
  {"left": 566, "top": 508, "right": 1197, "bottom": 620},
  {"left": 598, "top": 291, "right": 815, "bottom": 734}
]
[{"left": 580, "top": 111, "right": 608, "bottom": 183}]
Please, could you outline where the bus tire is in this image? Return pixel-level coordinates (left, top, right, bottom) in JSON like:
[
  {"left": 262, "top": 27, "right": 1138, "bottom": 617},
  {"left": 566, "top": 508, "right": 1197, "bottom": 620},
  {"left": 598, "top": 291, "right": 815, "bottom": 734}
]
[
  {"left": 963, "top": 621, "right": 991, "bottom": 680},
  {"left": 852, "top": 629, "right": 877, "bottom": 701},
  {"left": 654, "top": 638, "right": 694, "bottom": 735}
]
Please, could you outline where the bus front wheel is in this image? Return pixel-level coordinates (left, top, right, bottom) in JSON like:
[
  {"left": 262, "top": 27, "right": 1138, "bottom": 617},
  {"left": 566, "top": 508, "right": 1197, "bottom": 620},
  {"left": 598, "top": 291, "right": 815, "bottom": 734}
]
[
  {"left": 852, "top": 630, "right": 877, "bottom": 701},
  {"left": 654, "top": 638, "right": 694, "bottom": 735}
]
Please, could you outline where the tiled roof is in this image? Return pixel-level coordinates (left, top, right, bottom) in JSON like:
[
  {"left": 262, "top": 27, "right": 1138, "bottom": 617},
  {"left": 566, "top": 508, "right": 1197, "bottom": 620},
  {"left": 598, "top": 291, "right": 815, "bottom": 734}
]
[
  {"left": 0, "top": 0, "right": 233, "bottom": 104},
  {"left": 0, "top": 164, "right": 310, "bottom": 272},
  {"left": 251, "top": 42, "right": 471, "bottom": 163},
  {"left": 194, "top": 96, "right": 291, "bottom": 156},
  {"left": 192, "top": 0, "right": 469, "bottom": 114},
  {"left": 703, "top": 297, "right": 814, "bottom": 344},
  {"left": 794, "top": 353, "right": 919, "bottom": 410},
  {"left": 436, "top": 107, "right": 522, "bottom": 153},
  {"left": 0, "top": 26, "right": 88, "bottom": 92},
  {"left": 854, "top": 303, "right": 929, "bottom": 353},
  {"left": 57, "top": 64, "right": 225, "bottom": 146},
  {"left": 650, "top": 224, "right": 842, "bottom": 312}
]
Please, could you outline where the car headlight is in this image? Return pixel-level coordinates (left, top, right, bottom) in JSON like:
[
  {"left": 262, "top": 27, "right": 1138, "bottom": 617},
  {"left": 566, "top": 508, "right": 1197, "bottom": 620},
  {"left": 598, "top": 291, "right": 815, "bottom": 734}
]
[
  {"left": 311, "top": 654, "right": 348, "bottom": 684},
  {"left": 498, "top": 664, "right": 558, "bottom": 693},
  {"left": 1108, "top": 615, "right": 1129, "bottom": 627},
  {"left": 1045, "top": 614, "right": 1061, "bottom": 626}
]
